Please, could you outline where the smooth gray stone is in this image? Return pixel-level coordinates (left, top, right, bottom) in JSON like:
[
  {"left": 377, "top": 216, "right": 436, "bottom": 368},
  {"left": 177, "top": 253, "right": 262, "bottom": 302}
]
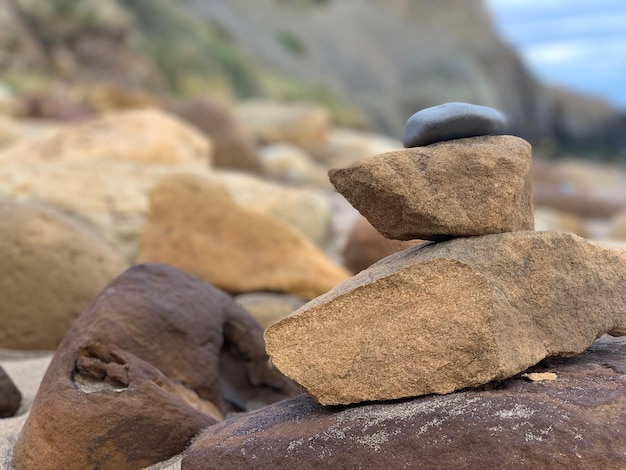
[{"left": 402, "top": 102, "right": 507, "bottom": 148}]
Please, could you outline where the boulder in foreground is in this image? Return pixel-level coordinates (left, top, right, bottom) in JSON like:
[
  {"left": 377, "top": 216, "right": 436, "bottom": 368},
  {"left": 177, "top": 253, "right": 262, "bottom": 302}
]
[
  {"left": 13, "top": 264, "right": 298, "bottom": 470},
  {"left": 183, "top": 336, "right": 626, "bottom": 469},
  {"left": 265, "top": 231, "right": 626, "bottom": 405}
]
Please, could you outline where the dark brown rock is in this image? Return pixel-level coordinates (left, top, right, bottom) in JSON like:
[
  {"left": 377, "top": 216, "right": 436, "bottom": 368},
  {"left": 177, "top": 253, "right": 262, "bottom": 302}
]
[
  {"left": 0, "top": 366, "right": 21, "bottom": 418},
  {"left": 344, "top": 215, "right": 425, "bottom": 273},
  {"left": 174, "top": 97, "right": 264, "bottom": 173},
  {"left": 183, "top": 336, "right": 626, "bottom": 470},
  {"left": 13, "top": 264, "right": 299, "bottom": 470}
]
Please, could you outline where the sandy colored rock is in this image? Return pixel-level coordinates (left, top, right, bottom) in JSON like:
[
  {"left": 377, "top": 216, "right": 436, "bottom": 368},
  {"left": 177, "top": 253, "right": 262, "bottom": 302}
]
[
  {"left": 259, "top": 143, "right": 331, "bottom": 188},
  {"left": 0, "top": 201, "right": 127, "bottom": 350},
  {"left": 183, "top": 336, "right": 626, "bottom": 470},
  {"left": 344, "top": 215, "right": 424, "bottom": 273},
  {"left": 609, "top": 209, "right": 626, "bottom": 241},
  {"left": 13, "top": 264, "right": 298, "bottom": 470},
  {"left": 174, "top": 97, "right": 263, "bottom": 173},
  {"left": 0, "top": 108, "right": 212, "bottom": 167},
  {"left": 137, "top": 174, "right": 350, "bottom": 299},
  {"left": 237, "top": 100, "right": 330, "bottom": 148},
  {"left": 0, "top": 116, "right": 19, "bottom": 149},
  {"left": 235, "top": 293, "right": 308, "bottom": 328},
  {"left": 217, "top": 170, "right": 333, "bottom": 247},
  {"left": 329, "top": 135, "right": 534, "bottom": 241},
  {"left": 534, "top": 206, "right": 588, "bottom": 237},
  {"left": 265, "top": 231, "right": 626, "bottom": 405}
]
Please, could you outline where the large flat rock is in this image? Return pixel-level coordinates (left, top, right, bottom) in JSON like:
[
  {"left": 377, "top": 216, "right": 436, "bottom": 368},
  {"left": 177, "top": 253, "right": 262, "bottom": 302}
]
[
  {"left": 265, "top": 231, "right": 626, "bottom": 405},
  {"left": 183, "top": 336, "right": 626, "bottom": 470}
]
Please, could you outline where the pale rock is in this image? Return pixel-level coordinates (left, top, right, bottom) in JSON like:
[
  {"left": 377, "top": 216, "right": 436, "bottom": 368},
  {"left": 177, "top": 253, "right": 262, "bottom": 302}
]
[
  {"left": 259, "top": 143, "right": 331, "bottom": 188},
  {"left": 0, "top": 201, "right": 127, "bottom": 350},
  {"left": 215, "top": 170, "right": 333, "bottom": 247},
  {"left": 0, "top": 108, "right": 212, "bottom": 167},
  {"left": 236, "top": 100, "right": 330, "bottom": 148},
  {"left": 265, "top": 231, "right": 626, "bottom": 405},
  {"left": 329, "top": 135, "right": 534, "bottom": 241},
  {"left": 137, "top": 174, "right": 350, "bottom": 300}
]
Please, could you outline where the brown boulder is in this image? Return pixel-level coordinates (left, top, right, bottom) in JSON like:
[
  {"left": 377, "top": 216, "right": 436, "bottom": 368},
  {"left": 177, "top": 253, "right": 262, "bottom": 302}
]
[
  {"left": 237, "top": 100, "right": 330, "bottom": 148},
  {"left": 0, "top": 201, "right": 127, "bottom": 349},
  {"left": 137, "top": 174, "right": 350, "bottom": 299},
  {"left": 183, "top": 336, "right": 626, "bottom": 470},
  {"left": 0, "top": 366, "right": 21, "bottom": 418},
  {"left": 344, "top": 215, "right": 424, "bottom": 273},
  {"left": 265, "top": 231, "right": 626, "bottom": 405},
  {"left": 329, "top": 135, "right": 534, "bottom": 241},
  {"left": 174, "top": 97, "right": 263, "bottom": 173},
  {"left": 13, "top": 263, "right": 298, "bottom": 470},
  {"left": 0, "top": 109, "right": 212, "bottom": 167}
]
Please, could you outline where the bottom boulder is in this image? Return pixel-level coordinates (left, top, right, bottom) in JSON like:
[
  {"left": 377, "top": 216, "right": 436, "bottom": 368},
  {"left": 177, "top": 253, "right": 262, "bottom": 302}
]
[
  {"left": 183, "top": 336, "right": 626, "bottom": 469},
  {"left": 13, "top": 264, "right": 299, "bottom": 470}
]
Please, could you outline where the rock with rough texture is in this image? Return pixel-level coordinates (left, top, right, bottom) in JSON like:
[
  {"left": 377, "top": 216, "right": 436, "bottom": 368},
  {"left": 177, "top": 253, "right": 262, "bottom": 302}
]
[
  {"left": 402, "top": 102, "right": 507, "bottom": 148},
  {"left": 174, "top": 97, "right": 263, "bottom": 173},
  {"left": 265, "top": 231, "right": 626, "bottom": 405},
  {"left": 237, "top": 100, "right": 330, "bottom": 148},
  {"left": 0, "top": 366, "right": 21, "bottom": 418},
  {"left": 0, "top": 109, "right": 212, "bottom": 167},
  {"left": 13, "top": 264, "right": 299, "bottom": 470},
  {"left": 137, "top": 174, "right": 350, "bottom": 300},
  {"left": 235, "top": 293, "right": 308, "bottom": 328},
  {"left": 344, "top": 215, "right": 424, "bottom": 273},
  {"left": 329, "top": 135, "right": 534, "bottom": 241},
  {"left": 0, "top": 201, "right": 127, "bottom": 350},
  {"left": 183, "top": 336, "right": 626, "bottom": 470}
]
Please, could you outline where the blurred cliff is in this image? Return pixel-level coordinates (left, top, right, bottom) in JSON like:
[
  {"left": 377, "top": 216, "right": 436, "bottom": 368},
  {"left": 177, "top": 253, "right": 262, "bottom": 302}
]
[{"left": 0, "top": 0, "right": 624, "bottom": 157}]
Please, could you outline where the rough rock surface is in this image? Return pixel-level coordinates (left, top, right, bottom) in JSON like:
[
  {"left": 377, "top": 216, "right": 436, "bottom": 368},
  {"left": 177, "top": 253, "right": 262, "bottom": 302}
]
[
  {"left": 13, "top": 264, "right": 299, "bottom": 470},
  {"left": 344, "top": 215, "right": 424, "bottom": 274},
  {"left": 329, "top": 135, "right": 534, "bottom": 241},
  {"left": 265, "top": 231, "right": 626, "bottom": 405},
  {"left": 0, "top": 366, "right": 21, "bottom": 418},
  {"left": 174, "top": 97, "right": 263, "bottom": 173},
  {"left": 0, "top": 201, "right": 127, "bottom": 349},
  {"left": 402, "top": 102, "right": 507, "bottom": 148},
  {"left": 183, "top": 336, "right": 626, "bottom": 470},
  {"left": 0, "top": 109, "right": 212, "bottom": 167},
  {"left": 137, "top": 174, "right": 350, "bottom": 299}
]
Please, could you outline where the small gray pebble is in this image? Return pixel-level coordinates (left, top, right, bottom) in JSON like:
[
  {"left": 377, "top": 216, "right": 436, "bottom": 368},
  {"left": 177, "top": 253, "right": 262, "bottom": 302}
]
[{"left": 402, "top": 102, "right": 508, "bottom": 148}]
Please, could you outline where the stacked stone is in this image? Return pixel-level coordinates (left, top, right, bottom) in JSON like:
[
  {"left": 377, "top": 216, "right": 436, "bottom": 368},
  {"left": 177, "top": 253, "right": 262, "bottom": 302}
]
[{"left": 264, "top": 102, "right": 626, "bottom": 406}]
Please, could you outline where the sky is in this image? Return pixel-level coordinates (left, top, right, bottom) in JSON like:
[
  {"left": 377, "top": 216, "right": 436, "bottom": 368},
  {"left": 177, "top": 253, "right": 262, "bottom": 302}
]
[{"left": 485, "top": 0, "right": 626, "bottom": 111}]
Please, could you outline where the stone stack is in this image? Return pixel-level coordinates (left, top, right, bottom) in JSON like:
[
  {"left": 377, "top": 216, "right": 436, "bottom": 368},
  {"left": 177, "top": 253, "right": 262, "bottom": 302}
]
[{"left": 264, "top": 103, "right": 626, "bottom": 405}]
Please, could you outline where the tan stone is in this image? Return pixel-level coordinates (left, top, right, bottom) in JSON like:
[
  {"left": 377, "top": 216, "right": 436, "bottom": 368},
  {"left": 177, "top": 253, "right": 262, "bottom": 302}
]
[
  {"left": 217, "top": 170, "right": 333, "bottom": 248},
  {"left": 0, "top": 116, "right": 19, "bottom": 149},
  {"left": 265, "top": 231, "right": 626, "bottom": 405},
  {"left": 137, "top": 174, "right": 350, "bottom": 299},
  {"left": 0, "top": 201, "right": 127, "bottom": 349},
  {"left": 0, "top": 109, "right": 212, "bottom": 167},
  {"left": 237, "top": 100, "right": 330, "bottom": 148},
  {"left": 609, "top": 210, "right": 626, "bottom": 241},
  {"left": 329, "top": 135, "right": 534, "bottom": 241},
  {"left": 259, "top": 143, "right": 331, "bottom": 188},
  {"left": 534, "top": 206, "right": 587, "bottom": 237}
]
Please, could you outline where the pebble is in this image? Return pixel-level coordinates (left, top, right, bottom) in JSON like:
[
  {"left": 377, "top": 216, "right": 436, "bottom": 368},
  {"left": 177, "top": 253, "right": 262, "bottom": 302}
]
[{"left": 402, "top": 102, "right": 507, "bottom": 148}]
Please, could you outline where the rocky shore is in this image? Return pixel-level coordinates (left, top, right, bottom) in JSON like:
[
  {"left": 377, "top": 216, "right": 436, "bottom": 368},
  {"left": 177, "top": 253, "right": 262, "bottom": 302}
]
[{"left": 1, "top": 97, "right": 625, "bottom": 469}]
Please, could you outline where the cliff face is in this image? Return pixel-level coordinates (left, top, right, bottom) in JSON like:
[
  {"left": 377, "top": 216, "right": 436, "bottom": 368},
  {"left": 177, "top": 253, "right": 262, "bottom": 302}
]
[{"left": 0, "top": 0, "right": 623, "bottom": 152}]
